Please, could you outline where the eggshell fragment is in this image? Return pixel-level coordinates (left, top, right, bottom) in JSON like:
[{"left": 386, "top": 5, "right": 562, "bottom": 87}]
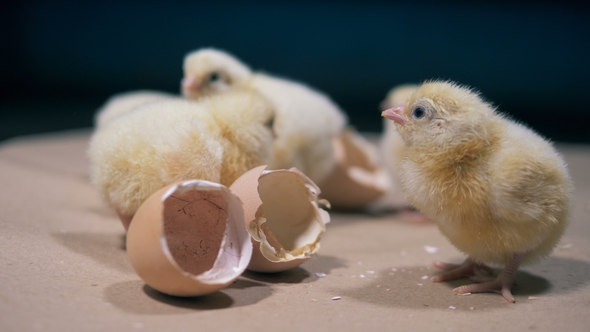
[
  {"left": 230, "top": 165, "right": 330, "bottom": 272},
  {"left": 126, "top": 180, "right": 252, "bottom": 297},
  {"left": 319, "top": 128, "right": 390, "bottom": 210}
]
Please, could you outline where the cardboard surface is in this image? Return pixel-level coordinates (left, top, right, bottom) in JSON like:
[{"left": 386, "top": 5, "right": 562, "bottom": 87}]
[{"left": 1, "top": 130, "right": 589, "bottom": 331}]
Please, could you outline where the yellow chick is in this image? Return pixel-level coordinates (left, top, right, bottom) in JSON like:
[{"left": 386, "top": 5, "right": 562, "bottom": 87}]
[
  {"left": 382, "top": 80, "right": 573, "bottom": 302},
  {"left": 88, "top": 89, "right": 275, "bottom": 230},
  {"left": 94, "top": 90, "right": 174, "bottom": 128},
  {"left": 181, "top": 48, "right": 347, "bottom": 184}
]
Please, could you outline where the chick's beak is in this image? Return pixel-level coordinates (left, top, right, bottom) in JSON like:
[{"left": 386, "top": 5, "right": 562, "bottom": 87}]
[
  {"left": 182, "top": 75, "right": 200, "bottom": 93},
  {"left": 381, "top": 104, "right": 407, "bottom": 125}
]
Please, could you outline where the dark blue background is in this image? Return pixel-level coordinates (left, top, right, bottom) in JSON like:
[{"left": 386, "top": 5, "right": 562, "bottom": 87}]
[{"left": 2, "top": 0, "right": 589, "bottom": 142}]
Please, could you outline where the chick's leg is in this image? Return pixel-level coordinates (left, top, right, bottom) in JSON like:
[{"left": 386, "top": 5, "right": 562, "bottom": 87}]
[
  {"left": 431, "top": 258, "right": 494, "bottom": 282},
  {"left": 116, "top": 209, "right": 133, "bottom": 232},
  {"left": 452, "top": 252, "right": 526, "bottom": 303}
]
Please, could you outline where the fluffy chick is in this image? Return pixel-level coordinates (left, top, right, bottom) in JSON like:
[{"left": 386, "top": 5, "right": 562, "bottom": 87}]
[
  {"left": 94, "top": 90, "right": 174, "bottom": 128},
  {"left": 89, "top": 89, "right": 275, "bottom": 229},
  {"left": 181, "top": 48, "right": 347, "bottom": 183},
  {"left": 382, "top": 80, "right": 572, "bottom": 302}
]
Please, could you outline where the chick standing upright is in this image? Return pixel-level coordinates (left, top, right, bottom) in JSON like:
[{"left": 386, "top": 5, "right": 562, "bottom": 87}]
[
  {"left": 181, "top": 48, "right": 347, "bottom": 184},
  {"left": 382, "top": 81, "right": 572, "bottom": 302},
  {"left": 89, "top": 89, "right": 275, "bottom": 230}
]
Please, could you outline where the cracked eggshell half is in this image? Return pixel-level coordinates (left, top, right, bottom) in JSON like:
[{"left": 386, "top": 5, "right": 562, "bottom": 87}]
[
  {"left": 318, "top": 128, "right": 390, "bottom": 210},
  {"left": 229, "top": 165, "right": 331, "bottom": 273},
  {"left": 126, "top": 180, "right": 252, "bottom": 297}
]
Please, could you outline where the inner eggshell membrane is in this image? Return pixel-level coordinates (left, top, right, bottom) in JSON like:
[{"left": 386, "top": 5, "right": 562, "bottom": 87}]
[
  {"left": 160, "top": 182, "right": 245, "bottom": 284},
  {"left": 163, "top": 189, "right": 228, "bottom": 276},
  {"left": 251, "top": 171, "right": 327, "bottom": 262}
]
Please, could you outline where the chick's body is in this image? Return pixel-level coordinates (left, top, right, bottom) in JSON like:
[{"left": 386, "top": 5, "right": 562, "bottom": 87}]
[
  {"left": 88, "top": 90, "right": 275, "bottom": 226},
  {"left": 94, "top": 90, "right": 174, "bottom": 128},
  {"left": 403, "top": 120, "right": 570, "bottom": 265},
  {"left": 248, "top": 73, "right": 345, "bottom": 180},
  {"left": 182, "top": 48, "right": 347, "bottom": 183},
  {"left": 382, "top": 81, "right": 572, "bottom": 302}
]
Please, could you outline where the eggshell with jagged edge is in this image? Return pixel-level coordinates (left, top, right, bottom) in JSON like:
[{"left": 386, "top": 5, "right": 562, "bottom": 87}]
[{"left": 229, "top": 165, "right": 331, "bottom": 273}]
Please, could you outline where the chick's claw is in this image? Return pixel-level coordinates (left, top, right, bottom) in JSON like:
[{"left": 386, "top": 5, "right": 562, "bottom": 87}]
[
  {"left": 446, "top": 252, "right": 525, "bottom": 303},
  {"left": 453, "top": 274, "right": 517, "bottom": 303},
  {"left": 453, "top": 281, "right": 515, "bottom": 303},
  {"left": 431, "top": 259, "right": 494, "bottom": 282}
]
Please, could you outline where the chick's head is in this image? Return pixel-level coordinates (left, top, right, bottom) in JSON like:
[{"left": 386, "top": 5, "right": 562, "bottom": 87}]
[
  {"left": 182, "top": 48, "right": 252, "bottom": 99},
  {"left": 204, "top": 89, "right": 276, "bottom": 183},
  {"left": 382, "top": 80, "right": 497, "bottom": 151},
  {"left": 380, "top": 84, "right": 418, "bottom": 111}
]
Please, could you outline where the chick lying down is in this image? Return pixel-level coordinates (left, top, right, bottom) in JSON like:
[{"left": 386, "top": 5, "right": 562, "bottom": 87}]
[
  {"left": 88, "top": 89, "right": 275, "bottom": 230},
  {"left": 182, "top": 48, "right": 347, "bottom": 186},
  {"left": 382, "top": 80, "right": 573, "bottom": 302}
]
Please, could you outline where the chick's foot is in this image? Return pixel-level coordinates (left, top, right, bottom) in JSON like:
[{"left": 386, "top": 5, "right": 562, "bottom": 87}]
[
  {"left": 431, "top": 258, "right": 494, "bottom": 283},
  {"left": 451, "top": 252, "right": 526, "bottom": 303}
]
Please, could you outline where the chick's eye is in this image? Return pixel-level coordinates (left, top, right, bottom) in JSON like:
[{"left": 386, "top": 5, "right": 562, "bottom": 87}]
[
  {"left": 412, "top": 106, "right": 426, "bottom": 119},
  {"left": 265, "top": 116, "right": 274, "bottom": 129},
  {"left": 208, "top": 72, "right": 220, "bottom": 82}
]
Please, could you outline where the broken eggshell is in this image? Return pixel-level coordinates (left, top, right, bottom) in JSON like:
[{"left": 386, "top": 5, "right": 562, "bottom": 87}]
[
  {"left": 318, "top": 128, "right": 390, "bottom": 210},
  {"left": 126, "top": 179, "right": 252, "bottom": 297},
  {"left": 229, "top": 165, "right": 331, "bottom": 273}
]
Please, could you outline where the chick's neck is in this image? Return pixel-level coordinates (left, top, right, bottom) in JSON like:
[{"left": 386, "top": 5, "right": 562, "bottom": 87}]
[
  {"left": 408, "top": 119, "right": 502, "bottom": 169},
  {"left": 404, "top": 121, "right": 503, "bottom": 217}
]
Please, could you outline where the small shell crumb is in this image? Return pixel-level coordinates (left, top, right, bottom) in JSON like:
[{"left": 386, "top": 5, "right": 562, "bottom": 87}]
[
  {"left": 469, "top": 307, "right": 475, "bottom": 310},
  {"left": 332, "top": 296, "right": 342, "bottom": 300},
  {"left": 417, "top": 283, "right": 423, "bottom": 286},
  {"left": 424, "top": 245, "right": 440, "bottom": 254},
  {"left": 421, "top": 275, "right": 429, "bottom": 280},
  {"left": 528, "top": 296, "right": 538, "bottom": 300},
  {"left": 311, "top": 298, "right": 318, "bottom": 302},
  {"left": 449, "top": 306, "right": 457, "bottom": 310},
  {"left": 315, "top": 272, "right": 327, "bottom": 278}
]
